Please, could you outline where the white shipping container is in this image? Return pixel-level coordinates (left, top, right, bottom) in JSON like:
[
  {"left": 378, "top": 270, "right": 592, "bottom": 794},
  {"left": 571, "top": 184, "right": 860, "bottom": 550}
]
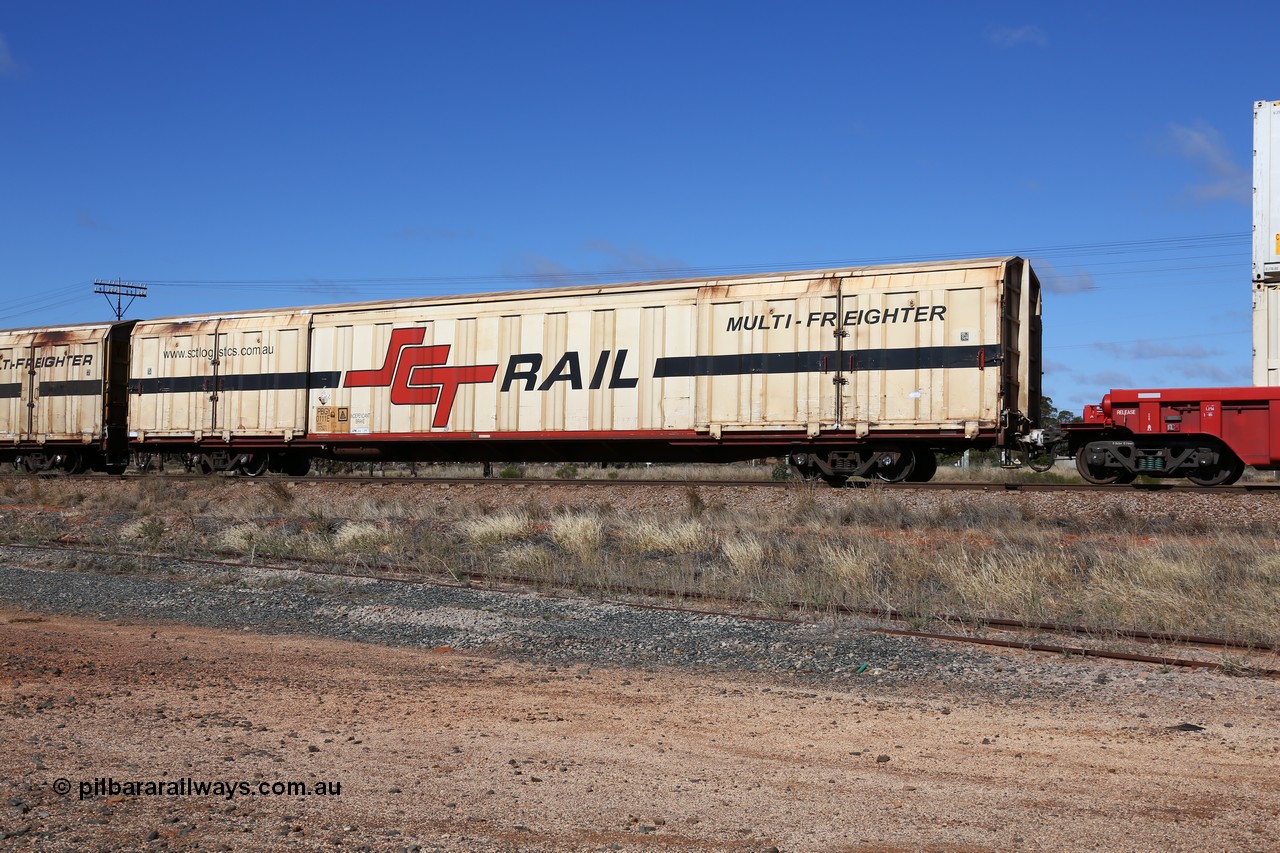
[
  {"left": 1254, "top": 100, "right": 1280, "bottom": 384},
  {"left": 1253, "top": 285, "right": 1280, "bottom": 386},
  {"left": 1255, "top": 100, "right": 1280, "bottom": 284}
]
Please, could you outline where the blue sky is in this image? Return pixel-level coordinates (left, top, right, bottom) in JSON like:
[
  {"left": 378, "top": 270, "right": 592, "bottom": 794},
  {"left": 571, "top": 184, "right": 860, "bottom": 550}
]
[{"left": 0, "top": 2, "right": 1267, "bottom": 413}]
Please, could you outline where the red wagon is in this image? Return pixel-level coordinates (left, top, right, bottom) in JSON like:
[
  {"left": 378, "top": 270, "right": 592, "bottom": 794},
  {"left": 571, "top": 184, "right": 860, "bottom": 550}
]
[{"left": 1064, "top": 386, "right": 1280, "bottom": 485}]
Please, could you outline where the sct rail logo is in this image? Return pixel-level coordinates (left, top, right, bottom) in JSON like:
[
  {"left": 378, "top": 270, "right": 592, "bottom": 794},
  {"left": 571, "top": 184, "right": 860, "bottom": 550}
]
[
  {"left": 344, "top": 328, "right": 498, "bottom": 428},
  {"left": 344, "top": 327, "right": 640, "bottom": 428}
]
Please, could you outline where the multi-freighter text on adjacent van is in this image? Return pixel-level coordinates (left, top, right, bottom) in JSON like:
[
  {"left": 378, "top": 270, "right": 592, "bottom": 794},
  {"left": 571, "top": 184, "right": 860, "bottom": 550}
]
[
  {"left": 725, "top": 306, "right": 947, "bottom": 332},
  {"left": 0, "top": 353, "right": 94, "bottom": 371}
]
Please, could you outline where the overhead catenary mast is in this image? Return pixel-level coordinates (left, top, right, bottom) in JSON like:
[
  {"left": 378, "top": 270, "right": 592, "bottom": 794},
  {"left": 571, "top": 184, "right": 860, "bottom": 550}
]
[{"left": 92, "top": 279, "right": 147, "bottom": 321}]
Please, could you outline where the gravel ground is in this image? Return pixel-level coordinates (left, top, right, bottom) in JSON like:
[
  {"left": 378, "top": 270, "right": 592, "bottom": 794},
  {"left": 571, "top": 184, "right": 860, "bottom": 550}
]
[{"left": 1, "top": 549, "right": 1279, "bottom": 852}]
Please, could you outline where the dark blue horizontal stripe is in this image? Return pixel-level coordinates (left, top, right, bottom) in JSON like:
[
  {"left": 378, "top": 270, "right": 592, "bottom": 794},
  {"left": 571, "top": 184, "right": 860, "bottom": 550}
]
[
  {"left": 130, "top": 371, "right": 341, "bottom": 394},
  {"left": 0, "top": 383, "right": 20, "bottom": 399},
  {"left": 651, "top": 345, "right": 1002, "bottom": 378},
  {"left": 38, "top": 379, "right": 104, "bottom": 397}
]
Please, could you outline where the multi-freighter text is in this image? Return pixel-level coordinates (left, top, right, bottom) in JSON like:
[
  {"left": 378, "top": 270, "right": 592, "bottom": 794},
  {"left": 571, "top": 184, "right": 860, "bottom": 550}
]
[
  {"left": 0, "top": 354, "right": 94, "bottom": 371},
  {"left": 727, "top": 306, "right": 947, "bottom": 332}
]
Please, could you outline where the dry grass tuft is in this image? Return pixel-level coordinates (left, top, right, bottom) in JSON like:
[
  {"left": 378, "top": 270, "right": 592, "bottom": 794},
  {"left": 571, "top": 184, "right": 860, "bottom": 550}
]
[
  {"left": 498, "top": 543, "right": 555, "bottom": 576},
  {"left": 119, "top": 517, "right": 167, "bottom": 545},
  {"left": 815, "top": 541, "right": 877, "bottom": 604},
  {"left": 334, "top": 521, "right": 386, "bottom": 552},
  {"left": 938, "top": 543, "right": 1070, "bottom": 622},
  {"left": 218, "top": 523, "right": 261, "bottom": 554},
  {"left": 721, "top": 536, "right": 767, "bottom": 578},
  {"left": 816, "top": 489, "right": 915, "bottom": 529},
  {"left": 459, "top": 511, "right": 533, "bottom": 547},
  {"left": 550, "top": 512, "right": 606, "bottom": 563},
  {"left": 620, "top": 518, "right": 711, "bottom": 554}
]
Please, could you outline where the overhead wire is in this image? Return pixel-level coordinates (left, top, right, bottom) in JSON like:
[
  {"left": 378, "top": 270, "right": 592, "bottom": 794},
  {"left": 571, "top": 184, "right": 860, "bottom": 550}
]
[
  {"left": 4, "top": 233, "right": 1258, "bottom": 357},
  {"left": 0, "top": 283, "right": 95, "bottom": 323},
  {"left": 125, "top": 231, "right": 1253, "bottom": 292}
]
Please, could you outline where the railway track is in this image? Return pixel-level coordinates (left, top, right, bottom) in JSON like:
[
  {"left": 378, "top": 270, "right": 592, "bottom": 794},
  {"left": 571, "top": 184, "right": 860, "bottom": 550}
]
[
  {"left": 5, "top": 540, "right": 1277, "bottom": 678},
  {"left": 9, "top": 471, "right": 1280, "bottom": 492}
]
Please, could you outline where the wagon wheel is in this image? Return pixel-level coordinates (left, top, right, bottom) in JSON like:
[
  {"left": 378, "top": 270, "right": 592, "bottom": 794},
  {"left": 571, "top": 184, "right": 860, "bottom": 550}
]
[
  {"left": 58, "top": 451, "right": 85, "bottom": 475},
  {"left": 238, "top": 453, "right": 270, "bottom": 478},
  {"left": 905, "top": 449, "right": 937, "bottom": 482},
  {"left": 1186, "top": 452, "right": 1245, "bottom": 487},
  {"left": 788, "top": 452, "right": 825, "bottom": 482},
  {"left": 1074, "top": 447, "right": 1131, "bottom": 485},
  {"left": 191, "top": 454, "right": 217, "bottom": 476},
  {"left": 873, "top": 448, "right": 915, "bottom": 483},
  {"left": 18, "top": 453, "right": 54, "bottom": 475}
]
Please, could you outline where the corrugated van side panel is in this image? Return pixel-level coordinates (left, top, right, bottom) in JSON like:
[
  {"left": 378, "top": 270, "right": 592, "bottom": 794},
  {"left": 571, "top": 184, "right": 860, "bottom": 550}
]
[
  {"left": 0, "top": 331, "right": 34, "bottom": 442},
  {"left": 130, "top": 315, "right": 312, "bottom": 439},
  {"left": 836, "top": 266, "right": 1001, "bottom": 432},
  {"left": 638, "top": 302, "right": 697, "bottom": 430},
  {"left": 311, "top": 286, "right": 708, "bottom": 438},
  {"left": 30, "top": 327, "right": 110, "bottom": 441},
  {"left": 697, "top": 276, "right": 841, "bottom": 431},
  {"left": 211, "top": 314, "right": 311, "bottom": 435},
  {"left": 129, "top": 320, "right": 218, "bottom": 437},
  {"left": 496, "top": 313, "right": 522, "bottom": 432}
]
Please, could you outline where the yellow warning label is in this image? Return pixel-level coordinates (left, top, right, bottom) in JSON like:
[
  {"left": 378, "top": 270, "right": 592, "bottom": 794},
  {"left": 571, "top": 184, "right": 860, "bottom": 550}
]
[
  {"left": 315, "top": 406, "right": 350, "bottom": 433},
  {"left": 1275, "top": 233, "right": 1280, "bottom": 254}
]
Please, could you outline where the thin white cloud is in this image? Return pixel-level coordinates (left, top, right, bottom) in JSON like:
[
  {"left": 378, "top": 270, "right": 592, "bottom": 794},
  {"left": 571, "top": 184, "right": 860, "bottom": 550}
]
[
  {"left": 505, "top": 253, "right": 577, "bottom": 285},
  {"left": 1169, "top": 121, "right": 1250, "bottom": 205},
  {"left": 987, "top": 25, "right": 1047, "bottom": 49},
  {"left": 1084, "top": 370, "right": 1138, "bottom": 387},
  {"left": 77, "top": 210, "right": 112, "bottom": 232},
  {"left": 1034, "top": 258, "right": 1097, "bottom": 295},
  {"left": 583, "top": 239, "right": 684, "bottom": 274},
  {"left": 0, "top": 33, "right": 17, "bottom": 77},
  {"left": 503, "top": 242, "right": 685, "bottom": 287},
  {"left": 1041, "top": 359, "right": 1074, "bottom": 375},
  {"left": 1094, "top": 339, "right": 1220, "bottom": 360},
  {"left": 1174, "top": 360, "right": 1251, "bottom": 385}
]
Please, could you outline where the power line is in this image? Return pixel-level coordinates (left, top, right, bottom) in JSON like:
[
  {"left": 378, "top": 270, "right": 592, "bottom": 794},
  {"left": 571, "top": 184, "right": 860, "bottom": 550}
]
[
  {"left": 124, "top": 231, "right": 1254, "bottom": 291},
  {"left": 0, "top": 284, "right": 93, "bottom": 324},
  {"left": 1, "top": 231, "right": 1256, "bottom": 325}
]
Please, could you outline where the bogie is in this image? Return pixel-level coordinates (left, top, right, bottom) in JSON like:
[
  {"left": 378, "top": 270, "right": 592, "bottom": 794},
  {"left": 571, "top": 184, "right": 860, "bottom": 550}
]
[
  {"left": 1072, "top": 437, "right": 1246, "bottom": 487},
  {"left": 788, "top": 446, "right": 937, "bottom": 486}
]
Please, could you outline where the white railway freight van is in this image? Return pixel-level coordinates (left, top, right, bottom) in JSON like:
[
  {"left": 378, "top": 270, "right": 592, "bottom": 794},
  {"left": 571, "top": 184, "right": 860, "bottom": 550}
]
[
  {"left": 0, "top": 322, "right": 133, "bottom": 473},
  {"left": 117, "top": 256, "right": 1042, "bottom": 482}
]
